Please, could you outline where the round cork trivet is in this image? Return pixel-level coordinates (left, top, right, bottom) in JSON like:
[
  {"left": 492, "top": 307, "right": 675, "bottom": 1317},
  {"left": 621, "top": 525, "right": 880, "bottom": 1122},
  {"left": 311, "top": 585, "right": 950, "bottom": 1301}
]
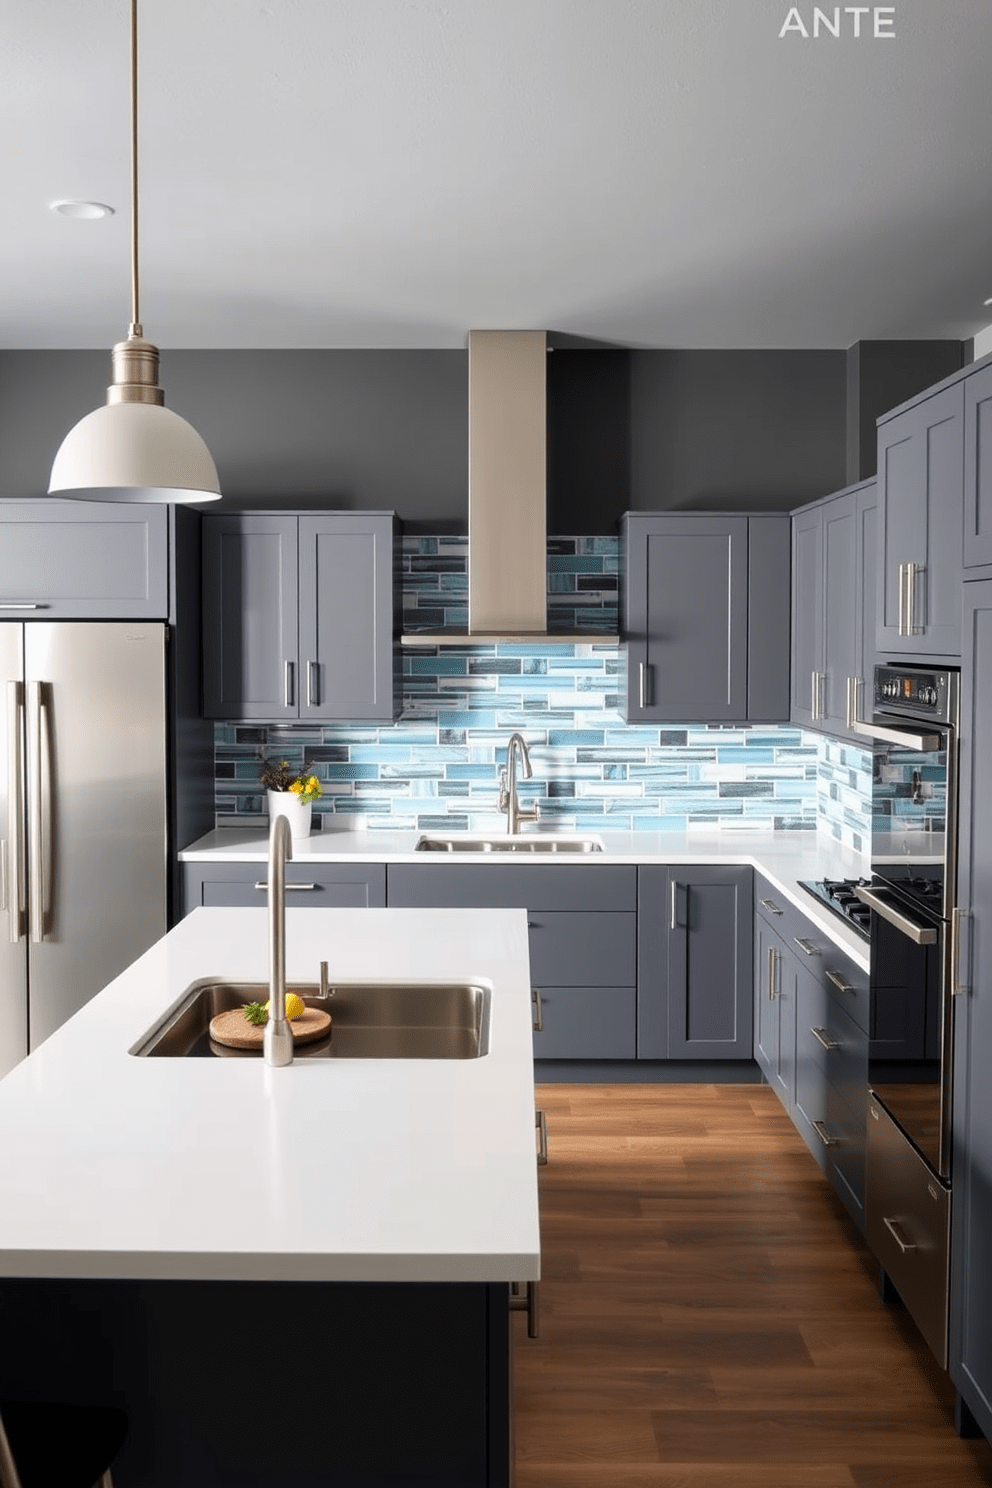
[{"left": 208, "top": 1007, "right": 331, "bottom": 1051}]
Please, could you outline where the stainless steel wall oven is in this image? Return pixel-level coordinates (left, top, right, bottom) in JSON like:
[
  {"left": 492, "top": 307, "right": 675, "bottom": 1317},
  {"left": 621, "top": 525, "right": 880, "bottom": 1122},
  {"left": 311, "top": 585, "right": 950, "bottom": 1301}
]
[{"left": 850, "top": 663, "right": 960, "bottom": 1365}]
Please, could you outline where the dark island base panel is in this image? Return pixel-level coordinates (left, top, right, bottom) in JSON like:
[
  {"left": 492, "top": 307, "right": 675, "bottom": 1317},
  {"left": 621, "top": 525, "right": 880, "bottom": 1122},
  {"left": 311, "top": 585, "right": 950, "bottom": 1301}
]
[
  {"left": 0, "top": 1278, "right": 511, "bottom": 1488},
  {"left": 536, "top": 1059, "right": 762, "bottom": 1084}
]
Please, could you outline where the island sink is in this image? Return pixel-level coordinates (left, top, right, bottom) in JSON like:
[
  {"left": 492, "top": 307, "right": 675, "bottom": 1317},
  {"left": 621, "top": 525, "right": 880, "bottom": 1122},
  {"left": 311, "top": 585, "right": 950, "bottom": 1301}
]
[{"left": 131, "top": 978, "right": 491, "bottom": 1060}]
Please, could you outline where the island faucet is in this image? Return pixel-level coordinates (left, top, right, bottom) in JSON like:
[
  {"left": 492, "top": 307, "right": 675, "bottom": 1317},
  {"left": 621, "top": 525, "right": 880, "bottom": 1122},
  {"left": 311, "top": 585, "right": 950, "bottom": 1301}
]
[
  {"left": 499, "top": 732, "right": 540, "bottom": 835},
  {"left": 264, "top": 814, "right": 294, "bottom": 1067}
]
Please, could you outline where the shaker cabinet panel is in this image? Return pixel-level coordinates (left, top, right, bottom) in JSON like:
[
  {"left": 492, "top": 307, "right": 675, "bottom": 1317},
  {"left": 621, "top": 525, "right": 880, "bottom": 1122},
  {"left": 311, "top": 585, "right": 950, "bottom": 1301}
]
[
  {"left": 791, "top": 506, "right": 823, "bottom": 730},
  {"left": 202, "top": 513, "right": 299, "bottom": 720},
  {"left": 950, "top": 580, "right": 992, "bottom": 1438},
  {"left": 0, "top": 502, "right": 169, "bottom": 619},
  {"left": 877, "top": 383, "right": 964, "bottom": 658},
  {"left": 964, "top": 360, "right": 992, "bottom": 571}
]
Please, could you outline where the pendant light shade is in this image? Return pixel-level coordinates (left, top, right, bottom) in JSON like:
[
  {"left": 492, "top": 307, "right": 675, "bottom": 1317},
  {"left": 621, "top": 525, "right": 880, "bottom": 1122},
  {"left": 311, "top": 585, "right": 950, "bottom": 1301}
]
[{"left": 49, "top": 0, "right": 220, "bottom": 504}]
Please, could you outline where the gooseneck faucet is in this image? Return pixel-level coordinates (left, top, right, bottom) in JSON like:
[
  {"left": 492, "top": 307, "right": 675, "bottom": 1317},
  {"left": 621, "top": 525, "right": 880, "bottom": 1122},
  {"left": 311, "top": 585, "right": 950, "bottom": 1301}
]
[
  {"left": 500, "top": 732, "right": 540, "bottom": 835},
  {"left": 264, "top": 814, "right": 294, "bottom": 1067}
]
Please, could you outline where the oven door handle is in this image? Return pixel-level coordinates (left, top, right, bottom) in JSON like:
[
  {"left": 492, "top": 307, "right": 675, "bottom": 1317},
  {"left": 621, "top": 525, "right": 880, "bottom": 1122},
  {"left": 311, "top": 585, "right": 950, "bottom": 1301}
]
[
  {"left": 853, "top": 886, "right": 938, "bottom": 945},
  {"left": 847, "top": 717, "right": 943, "bottom": 751}
]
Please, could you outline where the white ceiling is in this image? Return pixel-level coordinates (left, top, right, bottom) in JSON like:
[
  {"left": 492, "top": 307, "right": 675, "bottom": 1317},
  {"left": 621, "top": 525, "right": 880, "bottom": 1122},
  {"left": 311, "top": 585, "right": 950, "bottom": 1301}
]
[{"left": 3, "top": 0, "right": 992, "bottom": 351}]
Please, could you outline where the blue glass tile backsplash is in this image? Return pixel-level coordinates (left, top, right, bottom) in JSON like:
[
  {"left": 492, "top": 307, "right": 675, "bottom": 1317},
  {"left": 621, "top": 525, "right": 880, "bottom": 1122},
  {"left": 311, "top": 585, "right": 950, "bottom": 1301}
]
[{"left": 212, "top": 535, "right": 873, "bottom": 846}]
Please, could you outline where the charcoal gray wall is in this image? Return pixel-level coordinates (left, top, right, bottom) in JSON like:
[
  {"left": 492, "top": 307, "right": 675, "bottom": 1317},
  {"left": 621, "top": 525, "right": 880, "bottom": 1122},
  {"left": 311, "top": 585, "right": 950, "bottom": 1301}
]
[
  {"left": 845, "top": 339, "right": 970, "bottom": 483},
  {"left": 0, "top": 343, "right": 968, "bottom": 529},
  {"left": 628, "top": 350, "right": 848, "bottom": 513}
]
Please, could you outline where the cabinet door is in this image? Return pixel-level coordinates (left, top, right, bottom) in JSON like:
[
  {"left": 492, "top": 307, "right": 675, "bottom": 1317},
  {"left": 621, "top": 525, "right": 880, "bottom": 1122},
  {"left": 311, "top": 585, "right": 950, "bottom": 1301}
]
[
  {"left": 877, "top": 384, "right": 964, "bottom": 657},
  {"left": 667, "top": 866, "right": 753, "bottom": 1059},
  {"left": 821, "top": 494, "right": 858, "bottom": 733},
  {"left": 624, "top": 516, "right": 748, "bottom": 722},
  {"left": 754, "top": 916, "right": 782, "bottom": 1084},
  {"left": 791, "top": 506, "right": 823, "bottom": 729},
  {"left": 854, "top": 482, "right": 878, "bottom": 725},
  {"left": 202, "top": 514, "right": 299, "bottom": 720},
  {"left": 964, "top": 362, "right": 992, "bottom": 571},
  {"left": 0, "top": 503, "right": 168, "bottom": 620},
  {"left": 950, "top": 579, "right": 992, "bottom": 1437},
  {"left": 299, "top": 513, "right": 398, "bottom": 722}
]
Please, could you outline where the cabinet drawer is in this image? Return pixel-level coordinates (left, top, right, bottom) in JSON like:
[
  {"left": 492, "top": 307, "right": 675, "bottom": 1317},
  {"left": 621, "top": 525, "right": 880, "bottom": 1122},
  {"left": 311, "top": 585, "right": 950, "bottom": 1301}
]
[
  {"left": 532, "top": 986, "right": 636, "bottom": 1060},
  {"left": 386, "top": 863, "right": 637, "bottom": 913},
  {"left": 798, "top": 979, "right": 869, "bottom": 1088},
  {"left": 528, "top": 911, "right": 636, "bottom": 988},
  {"left": 867, "top": 1096, "right": 950, "bottom": 1366},
  {"left": 183, "top": 863, "right": 387, "bottom": 912}
]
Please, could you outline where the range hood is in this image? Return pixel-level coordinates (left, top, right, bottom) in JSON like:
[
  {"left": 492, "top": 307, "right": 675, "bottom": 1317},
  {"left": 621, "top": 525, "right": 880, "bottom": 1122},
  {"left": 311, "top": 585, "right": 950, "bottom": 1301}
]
[{"left": 402, "top": 329, "right": 618, "bottom": 646}]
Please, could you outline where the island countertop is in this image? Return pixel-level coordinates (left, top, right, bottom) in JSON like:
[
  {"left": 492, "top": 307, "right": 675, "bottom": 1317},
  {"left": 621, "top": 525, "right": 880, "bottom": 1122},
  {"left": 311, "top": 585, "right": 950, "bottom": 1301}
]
[{"left": 0, "top": 907, "right": 541, "bottom": 1285}]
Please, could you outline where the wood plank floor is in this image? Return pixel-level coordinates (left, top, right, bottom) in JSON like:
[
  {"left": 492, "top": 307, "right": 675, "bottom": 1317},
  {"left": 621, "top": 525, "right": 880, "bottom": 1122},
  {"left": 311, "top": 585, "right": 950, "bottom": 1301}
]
[{"left": 512, "top": 1083, "right": 992, "bottom": 1487}]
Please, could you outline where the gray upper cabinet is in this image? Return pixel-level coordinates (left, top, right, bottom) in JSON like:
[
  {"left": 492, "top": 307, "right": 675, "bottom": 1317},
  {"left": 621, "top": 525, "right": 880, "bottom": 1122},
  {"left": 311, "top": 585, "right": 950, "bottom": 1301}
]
[
  {"left": 298, "top": 513, "right": 400, "bottom": 722},
  {"left": 877, "top": 382, "right": 964, "bottom": 658},
  {"left": 621, "top": 514, "right": 789, "bottom": 723},
  {"left": 791, "top": 481, "right": 877, "bottom": 740},
  {"left": 203, "top": 511, "right": 399, "bottom": 722},
  {"left": 964, "top": 359, "right": 992, "bottom": 572},
  {"left": 0, "top": 502, "right": 169, "bottom": 620},
  {"left": 203, "top": 514, "right": 299, "bottom": 720},
  {"left": 950, "top": 578, "right": 992, "bottom": 1439}
]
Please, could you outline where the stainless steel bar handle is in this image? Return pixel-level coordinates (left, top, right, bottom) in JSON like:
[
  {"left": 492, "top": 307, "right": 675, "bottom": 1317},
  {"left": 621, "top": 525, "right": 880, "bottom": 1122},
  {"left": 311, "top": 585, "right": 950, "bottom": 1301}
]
[
  {"left": 759, "top": 897, "right": 782, "bottom": 916},
  {"left": 951, "top": 907, "right": 969, "bottom": 996},
  {"left": 825, "top": 968, "right": 855, "bottom": 995},
  {"left": 510, "top": 1280, "right": 540, "bottom": 1339},
  {"left": 536, "top": 1108, "right": 548, "bottom": 1166},
  {"left": 907, "top": 561, "right": 922, "bottom": 635},
  {"left": 6, "top": 681, "right": 24, "bottom": 944},
  {"left": 306, "top": 660, "right": 317, "bottom": 709},
  {"left": 670, "top": 879, "right": 678, "bottom": 931},
  {"left": 767, "top": 946, "right": 777, "bottom": 1000},
  {"left": 818, "top": 671, "right": 826, "bottom": 721},
  {"left": 0, "top": 603, "right": 41, "bottom": 610},
  {"left": 898, "top": 561, "right": 908, "bottom": 637},
  {"left": 794, "top": 936, "right": 819, "bottom": 957},
  {"left": 811, "top": 670, "right": 819, "bottom": 721},
  {"left": 284, "top": 660, "right": 294, "bottom": 708},
  {"left": 854, "top": 885, "right": 938, "bottom": 945},
  {"left": 846, "top": 676, "right": 860, "bottom": 731},
  {"left": 253, "top": 881, "right": 318, "bottom": 891},
  {"left": 531, "top": 987, "right": 543, "bottom": 1033},
  {"left": 810, "top": 1026, "right": 839, "bottom": 1052},
  {"left": 26, "top": 681, "right": 44, "bottom": 944},
  {"left": 638, "top": 662, "right": 649, "bottom": 710},
  {"left": 812, "top": 1119, "right": 839, "bottom": 1148},
  {"left": 883, "top": 1215, "right": 917, "bottom": 1254}
]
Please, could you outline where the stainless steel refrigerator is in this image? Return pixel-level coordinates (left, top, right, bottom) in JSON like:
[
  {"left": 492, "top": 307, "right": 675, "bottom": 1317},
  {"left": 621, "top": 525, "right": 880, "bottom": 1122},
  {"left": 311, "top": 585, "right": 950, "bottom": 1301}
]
[{"left": 1, "top": 621, "right": 168, "bottom": 1077}]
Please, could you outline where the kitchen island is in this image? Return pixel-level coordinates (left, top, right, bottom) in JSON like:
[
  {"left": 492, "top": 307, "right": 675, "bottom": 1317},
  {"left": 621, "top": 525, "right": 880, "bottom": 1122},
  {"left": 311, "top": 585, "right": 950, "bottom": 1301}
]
[{"left": 0, "top": 906, "right": 540, "bottom": 1487}]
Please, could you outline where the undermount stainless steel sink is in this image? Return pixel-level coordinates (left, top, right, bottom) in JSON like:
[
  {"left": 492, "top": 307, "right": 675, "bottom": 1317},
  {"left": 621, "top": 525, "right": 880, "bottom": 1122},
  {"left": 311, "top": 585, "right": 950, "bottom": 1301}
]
[
  {"left": 415, "top": 833, "right": 604, "bottom": 854},
  {"left": 131, "top": 979, "right": 491, "bottom": 1060}
]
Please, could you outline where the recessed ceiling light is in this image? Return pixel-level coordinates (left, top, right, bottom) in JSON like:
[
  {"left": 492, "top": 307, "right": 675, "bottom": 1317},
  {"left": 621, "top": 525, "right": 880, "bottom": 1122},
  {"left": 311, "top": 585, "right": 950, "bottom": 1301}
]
[{"left": 49, "top": 199, "right": 115, "bottom": 220}]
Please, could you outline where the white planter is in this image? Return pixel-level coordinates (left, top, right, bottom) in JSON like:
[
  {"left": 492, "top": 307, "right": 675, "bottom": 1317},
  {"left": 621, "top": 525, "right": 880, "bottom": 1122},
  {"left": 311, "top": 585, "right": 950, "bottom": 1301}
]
[{"left": 267, "top": 790, "right": 312, "bottom": 840}]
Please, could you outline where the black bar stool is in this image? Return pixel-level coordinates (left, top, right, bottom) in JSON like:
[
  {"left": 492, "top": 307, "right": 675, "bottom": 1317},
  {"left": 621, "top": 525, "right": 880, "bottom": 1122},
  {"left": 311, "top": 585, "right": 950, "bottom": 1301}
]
[{"left": 0, "top": 1400, "right": 128, "bottom": 1488}]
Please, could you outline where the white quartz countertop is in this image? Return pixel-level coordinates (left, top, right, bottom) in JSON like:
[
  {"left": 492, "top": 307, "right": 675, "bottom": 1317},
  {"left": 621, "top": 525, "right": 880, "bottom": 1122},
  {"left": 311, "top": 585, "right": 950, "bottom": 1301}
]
[
  {"left": 0, "top": 907, "right": 541, "bottom": 1285},
  {"left": 181, "top": 826, "right": 874, "bottom": 971}
]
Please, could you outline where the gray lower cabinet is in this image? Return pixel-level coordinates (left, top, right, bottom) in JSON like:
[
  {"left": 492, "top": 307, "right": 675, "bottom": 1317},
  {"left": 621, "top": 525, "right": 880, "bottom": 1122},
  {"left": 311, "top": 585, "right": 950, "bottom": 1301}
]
[
  {"left": 637, "top": 866, "right": 753, "bottom": 1060},
  {"left": 386, "top": 864, "right": 638, "bottom": 1060},
  {"left": 950, "top": 579, "right": 992, "bottom": 1439},
  {"left": 202, "top": 510, "right": 399, "bottom": 722},
  {"left": 964, "top": 360, "right": 992, "bottom": 571},
  {"left": 754, "top": 877, "right": 869, "bottom": 1230},
  {"left": 0, "top": 501, "right": 169, "bottom": 619},
  {"left": 621, "top": 514, "right": 790, "bottom": 724},
  {"left": 877, "top": 381, "right": 964, "bottom": 658},
  {"left": 182, "top": 861, "right": 387, "bottom": 913}
]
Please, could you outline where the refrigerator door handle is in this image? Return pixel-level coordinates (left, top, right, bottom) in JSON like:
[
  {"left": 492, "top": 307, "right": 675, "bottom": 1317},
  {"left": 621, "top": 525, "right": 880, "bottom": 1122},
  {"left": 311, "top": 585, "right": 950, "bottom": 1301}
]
[
  {"left": 6, "top": 680, "right": 24, "bottom": 943},
  {"left": 26, "top": 680, "right": 48, "bottom": 944}
]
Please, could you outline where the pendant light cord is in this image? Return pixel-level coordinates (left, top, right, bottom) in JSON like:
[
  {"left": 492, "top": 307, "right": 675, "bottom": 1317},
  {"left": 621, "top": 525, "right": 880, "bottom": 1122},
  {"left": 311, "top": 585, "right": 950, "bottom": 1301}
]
[{"left": 129, "top": 0, "right": 141, "bottom": 336}]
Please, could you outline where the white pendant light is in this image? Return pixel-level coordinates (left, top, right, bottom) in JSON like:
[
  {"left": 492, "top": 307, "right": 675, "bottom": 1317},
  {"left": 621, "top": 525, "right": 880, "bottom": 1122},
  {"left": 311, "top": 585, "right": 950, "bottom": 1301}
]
[{"left": 49, "top": 0, "right": 220, "bottom": 504}]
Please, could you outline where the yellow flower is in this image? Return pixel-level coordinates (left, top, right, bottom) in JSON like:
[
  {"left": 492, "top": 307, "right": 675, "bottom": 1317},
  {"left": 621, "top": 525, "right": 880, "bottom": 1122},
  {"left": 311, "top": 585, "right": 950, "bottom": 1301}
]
[{"left": 288, "top": 779, "right": 304, "bottom": 796}]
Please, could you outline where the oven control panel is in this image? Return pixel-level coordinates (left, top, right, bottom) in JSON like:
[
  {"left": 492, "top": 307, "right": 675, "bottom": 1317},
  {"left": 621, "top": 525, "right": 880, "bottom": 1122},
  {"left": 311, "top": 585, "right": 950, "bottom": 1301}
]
[{"left": 874, "top": 666, "right": 956, "bottom": 723}]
